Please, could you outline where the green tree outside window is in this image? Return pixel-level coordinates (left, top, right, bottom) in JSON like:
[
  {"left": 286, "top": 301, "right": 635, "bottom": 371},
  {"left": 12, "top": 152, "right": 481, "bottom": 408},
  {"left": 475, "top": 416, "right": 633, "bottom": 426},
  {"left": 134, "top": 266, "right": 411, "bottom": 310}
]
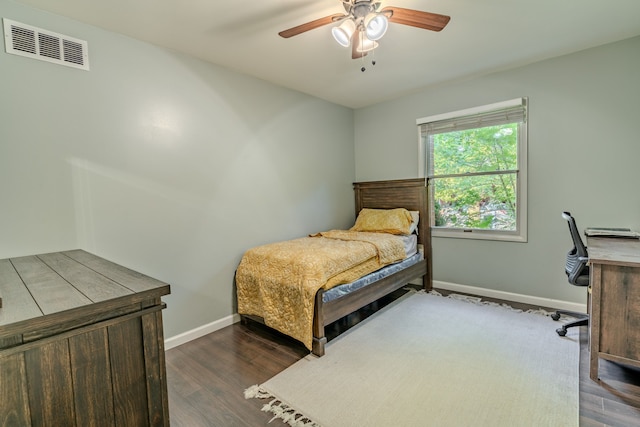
[{"left": 431, "top": 124, "right": 518, "bottom": 231}]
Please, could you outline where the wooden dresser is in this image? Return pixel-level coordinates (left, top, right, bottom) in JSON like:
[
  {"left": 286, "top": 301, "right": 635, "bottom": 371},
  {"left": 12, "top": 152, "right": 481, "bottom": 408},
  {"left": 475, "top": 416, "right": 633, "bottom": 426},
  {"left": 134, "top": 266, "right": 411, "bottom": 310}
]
[{"left": 0, "top": 250, "right": 171, "bottom": 426}]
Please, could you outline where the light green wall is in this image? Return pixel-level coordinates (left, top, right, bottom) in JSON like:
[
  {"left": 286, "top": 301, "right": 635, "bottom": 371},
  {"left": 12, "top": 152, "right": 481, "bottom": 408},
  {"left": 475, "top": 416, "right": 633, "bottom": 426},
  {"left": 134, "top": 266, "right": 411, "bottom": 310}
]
[
  {"left": 0, "top": 0, "right": 355, "bottom": 338},
  {"left": 354, "top": 36, "right": 640, "bottom": 304}
]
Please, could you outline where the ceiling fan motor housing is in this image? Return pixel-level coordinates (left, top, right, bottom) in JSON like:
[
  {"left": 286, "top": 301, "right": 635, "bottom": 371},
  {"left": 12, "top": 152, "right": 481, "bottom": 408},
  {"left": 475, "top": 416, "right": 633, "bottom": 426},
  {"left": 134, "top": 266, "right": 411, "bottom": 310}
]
[{"left": 347, "top": 1, "right": 378, "bottom": 23}]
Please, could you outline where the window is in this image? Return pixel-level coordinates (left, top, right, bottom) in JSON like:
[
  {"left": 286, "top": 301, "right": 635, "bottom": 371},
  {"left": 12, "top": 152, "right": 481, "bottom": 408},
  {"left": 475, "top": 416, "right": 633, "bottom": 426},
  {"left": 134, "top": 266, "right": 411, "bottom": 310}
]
[{"left": 417, "top": 98, "right": 528, "bottom": 242}]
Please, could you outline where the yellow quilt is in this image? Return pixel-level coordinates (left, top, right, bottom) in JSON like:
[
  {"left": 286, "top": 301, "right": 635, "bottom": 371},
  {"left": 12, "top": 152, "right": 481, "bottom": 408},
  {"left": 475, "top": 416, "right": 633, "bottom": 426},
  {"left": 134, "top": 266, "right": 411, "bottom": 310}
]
[{"left": 236, "top": 230, "right": 407, "bottom": 350}]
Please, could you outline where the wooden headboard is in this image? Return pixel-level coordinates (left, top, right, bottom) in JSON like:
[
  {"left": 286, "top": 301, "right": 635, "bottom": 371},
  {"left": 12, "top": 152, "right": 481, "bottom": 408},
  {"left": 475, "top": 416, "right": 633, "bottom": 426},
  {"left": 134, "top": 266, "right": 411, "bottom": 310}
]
[{"left": 353, "top": 178, "right": 432, "bottom": 286}]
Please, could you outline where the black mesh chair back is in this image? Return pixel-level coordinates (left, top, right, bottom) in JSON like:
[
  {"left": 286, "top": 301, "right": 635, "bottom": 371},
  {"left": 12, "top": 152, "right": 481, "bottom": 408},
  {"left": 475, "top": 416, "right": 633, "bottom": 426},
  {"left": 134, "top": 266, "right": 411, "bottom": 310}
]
[{"left": 562, "top": 211, "right": 590, "bottom": 286}]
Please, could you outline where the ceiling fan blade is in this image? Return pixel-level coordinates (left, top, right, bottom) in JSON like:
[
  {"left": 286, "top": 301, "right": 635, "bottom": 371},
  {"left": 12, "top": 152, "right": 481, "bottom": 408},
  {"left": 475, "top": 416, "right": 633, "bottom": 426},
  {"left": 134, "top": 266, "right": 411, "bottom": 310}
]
[
  {"left": 381, "top": 7, "right": 450, "bottom": 32},
  {"left": 279, "top": 13, "right": 346, "bottom": 38}
]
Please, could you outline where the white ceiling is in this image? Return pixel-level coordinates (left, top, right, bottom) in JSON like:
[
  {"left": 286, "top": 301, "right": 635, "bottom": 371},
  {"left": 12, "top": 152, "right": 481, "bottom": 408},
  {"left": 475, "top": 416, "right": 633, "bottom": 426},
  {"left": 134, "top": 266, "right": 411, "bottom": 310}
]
[{"left": 14, "top": 0, "right": 640, "bottom": 109}]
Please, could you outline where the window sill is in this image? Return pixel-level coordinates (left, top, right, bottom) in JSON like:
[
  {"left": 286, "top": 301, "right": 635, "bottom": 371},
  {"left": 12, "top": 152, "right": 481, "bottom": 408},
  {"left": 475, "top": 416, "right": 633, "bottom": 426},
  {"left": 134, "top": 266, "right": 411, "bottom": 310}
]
[{"left": 432, "top": 228, "right": 527, "bottom": 243}]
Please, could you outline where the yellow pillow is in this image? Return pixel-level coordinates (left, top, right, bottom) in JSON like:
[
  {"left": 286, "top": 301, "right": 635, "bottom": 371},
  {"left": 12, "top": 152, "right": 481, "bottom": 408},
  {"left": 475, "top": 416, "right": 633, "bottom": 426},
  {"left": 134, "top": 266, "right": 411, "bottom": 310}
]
[{"left": 350, "top": 208, "right": 413, "bottom": 235}]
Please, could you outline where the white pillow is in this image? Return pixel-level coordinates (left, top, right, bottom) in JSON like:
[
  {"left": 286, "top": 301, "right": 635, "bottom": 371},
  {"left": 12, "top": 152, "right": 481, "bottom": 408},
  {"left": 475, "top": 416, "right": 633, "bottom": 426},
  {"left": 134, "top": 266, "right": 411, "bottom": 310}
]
[{"left": 409, "top": 211, "right": 420, "bottom": 235}]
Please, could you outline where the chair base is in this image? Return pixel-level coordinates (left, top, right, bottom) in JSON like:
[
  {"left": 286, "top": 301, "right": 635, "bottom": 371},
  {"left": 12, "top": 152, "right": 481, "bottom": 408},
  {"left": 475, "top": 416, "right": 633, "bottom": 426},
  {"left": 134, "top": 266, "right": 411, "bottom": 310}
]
[{"left": 552, "top": 310, "right": 589, "bottom": 337}]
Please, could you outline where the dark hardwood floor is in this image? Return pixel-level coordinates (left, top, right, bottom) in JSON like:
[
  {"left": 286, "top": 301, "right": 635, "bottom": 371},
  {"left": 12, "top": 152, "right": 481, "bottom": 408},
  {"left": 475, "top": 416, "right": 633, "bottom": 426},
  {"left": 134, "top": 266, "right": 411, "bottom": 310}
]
[{"left": 165, "top": 288, "right": 640, "bottom": 426}]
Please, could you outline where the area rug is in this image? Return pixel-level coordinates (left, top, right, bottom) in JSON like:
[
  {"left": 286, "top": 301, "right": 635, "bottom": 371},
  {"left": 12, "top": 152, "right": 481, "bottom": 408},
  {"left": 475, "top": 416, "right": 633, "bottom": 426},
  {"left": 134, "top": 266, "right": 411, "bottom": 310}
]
[{"left": 245, "top": 291, "right": 579, "bottom": 427}]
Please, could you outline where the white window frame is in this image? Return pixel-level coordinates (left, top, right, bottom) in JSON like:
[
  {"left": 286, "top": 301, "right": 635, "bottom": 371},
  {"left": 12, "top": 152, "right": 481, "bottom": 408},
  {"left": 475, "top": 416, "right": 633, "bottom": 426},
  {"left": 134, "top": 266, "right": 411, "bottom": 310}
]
[{"left": 417, "top": 98, "right": 528, "bottom": 242}]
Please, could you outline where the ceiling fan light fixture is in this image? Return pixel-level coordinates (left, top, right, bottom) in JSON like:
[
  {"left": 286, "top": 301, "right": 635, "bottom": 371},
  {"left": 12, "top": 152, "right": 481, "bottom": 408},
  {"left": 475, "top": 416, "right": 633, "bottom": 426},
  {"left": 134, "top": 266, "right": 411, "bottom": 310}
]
[
  {"left": 364, "top": 13, "right": 388, "bottom": 41},
  {"left": 332, "top": 19, "right": 356, "bottom": 47},
  {"left": 356, "top": 35, "right": 379, "bottom": 53}
]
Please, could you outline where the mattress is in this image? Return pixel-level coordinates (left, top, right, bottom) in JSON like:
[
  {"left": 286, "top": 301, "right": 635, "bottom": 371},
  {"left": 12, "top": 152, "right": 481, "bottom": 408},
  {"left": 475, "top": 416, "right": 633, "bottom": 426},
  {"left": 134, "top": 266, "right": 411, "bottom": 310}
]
[{"left": 322, "top": 234, "right": 422, "bottom": 304}]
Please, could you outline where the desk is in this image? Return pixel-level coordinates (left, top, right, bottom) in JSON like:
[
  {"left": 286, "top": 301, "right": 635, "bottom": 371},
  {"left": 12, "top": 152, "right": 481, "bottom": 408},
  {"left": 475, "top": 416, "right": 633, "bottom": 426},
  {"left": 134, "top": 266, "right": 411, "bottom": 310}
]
[
  {"left": 0, "top": 250, "right": 171, "bottom": 426},
  {"left": 587, "top": 237, "right": 640, "bottom": 381}
]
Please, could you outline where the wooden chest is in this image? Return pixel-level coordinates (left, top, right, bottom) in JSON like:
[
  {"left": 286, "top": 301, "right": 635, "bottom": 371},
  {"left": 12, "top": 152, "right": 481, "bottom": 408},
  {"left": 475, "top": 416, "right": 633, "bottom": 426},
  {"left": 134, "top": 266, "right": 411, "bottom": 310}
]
[{"left": 0, "top": 250, "right": 171, "bottom": 426}]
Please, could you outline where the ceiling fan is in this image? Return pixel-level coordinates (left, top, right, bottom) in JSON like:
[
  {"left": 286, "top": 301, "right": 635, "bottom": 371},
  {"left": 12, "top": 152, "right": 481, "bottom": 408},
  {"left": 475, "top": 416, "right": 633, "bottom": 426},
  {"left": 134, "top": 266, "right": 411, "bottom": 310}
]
[{"left": 278, "top": 0, "right": 451, "bottom": 60}]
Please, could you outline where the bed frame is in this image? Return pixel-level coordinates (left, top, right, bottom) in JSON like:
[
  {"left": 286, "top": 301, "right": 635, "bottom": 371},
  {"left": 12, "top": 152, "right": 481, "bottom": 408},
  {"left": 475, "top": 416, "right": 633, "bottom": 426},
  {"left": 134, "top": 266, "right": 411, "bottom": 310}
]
[
  {"left": 311, "top": 178, "right": 432, "bottom": 356},
  {"left": 240, "top": 178, "right": 432, "bottom": 357}
]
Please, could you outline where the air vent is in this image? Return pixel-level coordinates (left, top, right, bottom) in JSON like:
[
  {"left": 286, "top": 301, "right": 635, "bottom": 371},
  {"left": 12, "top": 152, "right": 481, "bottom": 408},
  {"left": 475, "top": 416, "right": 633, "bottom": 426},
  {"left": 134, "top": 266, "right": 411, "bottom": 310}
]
[{"left": 3, "top": 18, "right": 89, "bottom": 70}]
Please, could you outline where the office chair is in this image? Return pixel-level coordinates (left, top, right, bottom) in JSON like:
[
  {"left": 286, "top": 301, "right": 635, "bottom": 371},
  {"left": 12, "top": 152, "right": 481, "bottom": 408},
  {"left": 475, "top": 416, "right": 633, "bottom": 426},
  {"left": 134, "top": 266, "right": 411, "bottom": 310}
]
[{"left": 552, "top": 211, "right": 590, "bottom": 336}]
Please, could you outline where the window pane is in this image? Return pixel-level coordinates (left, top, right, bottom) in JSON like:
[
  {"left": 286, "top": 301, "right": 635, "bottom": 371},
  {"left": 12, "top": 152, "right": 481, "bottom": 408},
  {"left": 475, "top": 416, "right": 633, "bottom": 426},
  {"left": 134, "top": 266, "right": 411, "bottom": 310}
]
[
  {"left": 432, "top": 173, "right": 517, "bottom": 231},
  {"left": 432, "top": 124, "right": 518, "bottom": 175}
]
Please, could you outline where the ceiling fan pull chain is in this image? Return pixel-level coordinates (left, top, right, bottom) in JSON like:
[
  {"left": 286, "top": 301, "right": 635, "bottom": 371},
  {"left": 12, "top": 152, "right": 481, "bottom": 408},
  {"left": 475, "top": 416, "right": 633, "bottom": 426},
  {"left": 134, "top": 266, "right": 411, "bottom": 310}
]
[
  {"left": 359, "top": 32, "right": 377, "bottom": 72},
  {"left": 361, "top": 31, "right": 367, "bottom": 72}
]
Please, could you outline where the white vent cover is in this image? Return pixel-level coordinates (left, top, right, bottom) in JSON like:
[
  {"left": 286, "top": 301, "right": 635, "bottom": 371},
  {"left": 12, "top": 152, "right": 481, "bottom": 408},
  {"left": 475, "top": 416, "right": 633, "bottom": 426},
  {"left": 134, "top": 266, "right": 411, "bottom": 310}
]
[{"left": 3, "top": 18, "right": 89, "bottom": 70}]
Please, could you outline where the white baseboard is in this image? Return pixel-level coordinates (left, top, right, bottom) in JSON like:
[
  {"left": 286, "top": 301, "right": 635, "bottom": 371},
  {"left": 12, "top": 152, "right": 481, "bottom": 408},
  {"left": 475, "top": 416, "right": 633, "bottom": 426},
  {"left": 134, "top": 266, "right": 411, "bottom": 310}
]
[
  {"left": 433, "top": 280, "right": 587, "bottom": 314},
  {"left": 164, "top": 313, "right": 241, "bottom": 350}
]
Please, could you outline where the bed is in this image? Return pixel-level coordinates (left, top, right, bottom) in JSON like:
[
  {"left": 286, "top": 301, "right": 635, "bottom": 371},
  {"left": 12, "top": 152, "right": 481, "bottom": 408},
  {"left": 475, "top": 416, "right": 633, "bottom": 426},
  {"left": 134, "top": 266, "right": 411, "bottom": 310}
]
[{"left": 236, "top": 178, "right": 432, "bottom": 356}]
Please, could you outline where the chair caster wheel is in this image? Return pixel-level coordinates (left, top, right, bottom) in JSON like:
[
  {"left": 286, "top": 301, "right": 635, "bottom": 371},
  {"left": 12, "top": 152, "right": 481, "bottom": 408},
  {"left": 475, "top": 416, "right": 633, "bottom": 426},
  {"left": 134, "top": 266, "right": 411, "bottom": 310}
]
[
  {"left": 551, "top": 312, "right": 561, "bottom": 321},
  {"left": 556, "top": 327, "right": 567, "bottom": 336}
]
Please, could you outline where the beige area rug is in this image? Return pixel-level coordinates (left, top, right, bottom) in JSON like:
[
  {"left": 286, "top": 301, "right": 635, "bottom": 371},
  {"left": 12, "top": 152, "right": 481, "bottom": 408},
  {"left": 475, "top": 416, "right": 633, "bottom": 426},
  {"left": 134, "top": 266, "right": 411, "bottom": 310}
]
[{"left": 245, "top": 291, "right": 579, "bottom": 427}]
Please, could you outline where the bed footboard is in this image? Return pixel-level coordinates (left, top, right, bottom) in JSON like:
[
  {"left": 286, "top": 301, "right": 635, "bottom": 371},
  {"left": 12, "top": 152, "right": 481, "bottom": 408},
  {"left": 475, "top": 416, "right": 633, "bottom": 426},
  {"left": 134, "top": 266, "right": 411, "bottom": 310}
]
[{"left": 311, "top": 259, "right": 428, "bottom": 357}]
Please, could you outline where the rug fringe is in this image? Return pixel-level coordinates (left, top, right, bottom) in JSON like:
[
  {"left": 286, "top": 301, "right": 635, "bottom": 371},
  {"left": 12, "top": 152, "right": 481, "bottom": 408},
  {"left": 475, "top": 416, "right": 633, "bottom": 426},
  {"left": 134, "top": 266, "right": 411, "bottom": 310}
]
[
  {"left": 245, "top": 385, "right": 321, "bottom": 426},
  {"left": 244, "top": 384, "right": 273, "bottom": 399},
  {"left": 427, "top": 290, "right": 557, "bottom": 317}
]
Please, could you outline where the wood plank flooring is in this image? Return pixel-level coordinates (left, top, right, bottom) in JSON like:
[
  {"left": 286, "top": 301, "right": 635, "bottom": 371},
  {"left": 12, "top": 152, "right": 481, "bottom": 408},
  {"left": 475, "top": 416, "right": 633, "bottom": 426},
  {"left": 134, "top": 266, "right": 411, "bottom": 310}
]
[{"left": 165, "top": 288, "right": 640, "bottom": 426}]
